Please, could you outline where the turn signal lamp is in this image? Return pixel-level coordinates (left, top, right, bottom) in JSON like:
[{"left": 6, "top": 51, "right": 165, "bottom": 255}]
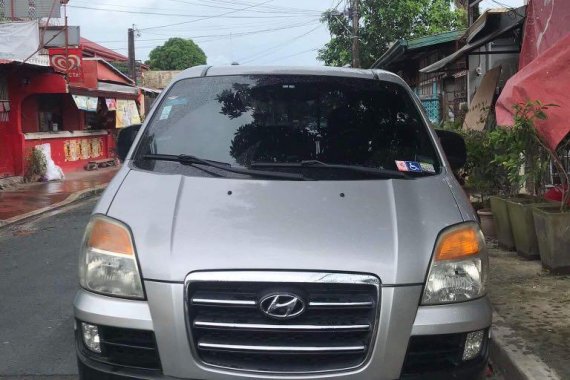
[
  {"left": 435, "top": 225, "right": 480, "bottom": 261},
  {"left": 422, "top": 222, "right": 488, "bottom": 305},
  {"left": 79, "top": 216, "right": 144, "bottom": 299}
]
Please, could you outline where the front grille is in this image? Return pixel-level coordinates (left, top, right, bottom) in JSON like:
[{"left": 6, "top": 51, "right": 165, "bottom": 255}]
[
  {"left": 78, "top": 323, "right": 162, "bottom": 371},
  {"left": 185, "top": 271, "right": 380, "bottom": 373}
]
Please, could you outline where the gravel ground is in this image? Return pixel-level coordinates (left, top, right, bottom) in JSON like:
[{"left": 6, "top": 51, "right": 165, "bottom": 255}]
[{"left": 487, "top": 245, "right": 570, "bottom": 379}]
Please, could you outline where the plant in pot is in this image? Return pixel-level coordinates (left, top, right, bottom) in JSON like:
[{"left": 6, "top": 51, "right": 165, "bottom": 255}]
[
  {"left": 490, "top": 102, "right": 556, "bottom": 258},
  {"left": 486, "top": 127, "right": 518, "bottom": 250},
  {"left": 527, "top": 107, "right": 570, "bottom": 273},
  {"left": 460, "top": 128, "right": 502, "bottom": 239}
]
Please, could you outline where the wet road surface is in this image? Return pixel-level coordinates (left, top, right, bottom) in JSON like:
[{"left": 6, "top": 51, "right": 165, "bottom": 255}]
[{"left": 0, "top": 168, "right": 116, "bottom": 221}]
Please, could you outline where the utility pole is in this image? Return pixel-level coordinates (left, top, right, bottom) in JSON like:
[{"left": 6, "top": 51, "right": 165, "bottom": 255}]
[
  {"left": 351, "top": 0, "right": 361, "bottom": 68},
  {"left": 128, "top": 26, "right": 136, "bottom": 82}
]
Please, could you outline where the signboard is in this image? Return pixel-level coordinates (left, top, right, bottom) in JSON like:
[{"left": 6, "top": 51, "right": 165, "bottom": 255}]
[
  {"left": 72, "top": 95, "right": 98, "bottom": 112},
  {"left": 41, "top": 26, "right": 80, "bottom": 48},
  {"left": 1, "top": 0, "right": 61, "bottom": 19},
  {"left": 64, "top": 138, "right": 104, "bottom": 162},
  {"left": 116, "top": 100, "right": 141, "bottom": 128},
  {"left": 49, "top": 48, "right": 83, "bottom": 84}
]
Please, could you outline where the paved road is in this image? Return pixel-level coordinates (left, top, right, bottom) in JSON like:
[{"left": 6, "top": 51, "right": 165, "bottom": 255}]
[
  {"left": 0, "top": 198, "right": 504, "bottom": 380},
  {"left": 0, "top": 200, "right": 96, "bottom": 378}
]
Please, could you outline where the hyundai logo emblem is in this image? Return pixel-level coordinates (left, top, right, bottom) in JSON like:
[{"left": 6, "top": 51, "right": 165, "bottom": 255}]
[{"left": 259, "top": 293, "right": 305, "bottom": 320}]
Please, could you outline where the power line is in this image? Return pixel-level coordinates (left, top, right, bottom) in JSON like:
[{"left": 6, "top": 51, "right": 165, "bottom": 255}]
[
  {"left": 94, "top": 20, "right": 320, "bottom": 45},
  {"left": 180, "top": 0, "right": 321, "bottom": 14},
  {"left": 163, "top": 0, "right": 321, "bottom": 14},
  {"left": 256, "top": 46, "right": 320, "bottom": 63},
  {"left": 70, "top": 0, "right": 320, "bottom": 16},
  {"left": 67, "top": 3, "right": 313, "bottom": 21},
  {"left": 140, "top": 0, "right": 303, "bottom": 31},
  {"left": 239, "top": 24, "right": 323, "bottom": 64}
]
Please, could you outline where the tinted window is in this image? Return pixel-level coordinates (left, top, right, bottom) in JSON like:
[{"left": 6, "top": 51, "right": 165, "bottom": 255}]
[{"left": 135, "top": 75, "right": 440, "bottom": 178}]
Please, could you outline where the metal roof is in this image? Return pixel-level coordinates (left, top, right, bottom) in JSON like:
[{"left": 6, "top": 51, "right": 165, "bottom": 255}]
[
  {"left": 407, "top": 30, "right": 465, "bottom": 50},
  {"left": 420, "top": 7, "right": 526, "bottom": 73},
  {"left": 371, "top": 29, "right": 465, "bottom": 69}
]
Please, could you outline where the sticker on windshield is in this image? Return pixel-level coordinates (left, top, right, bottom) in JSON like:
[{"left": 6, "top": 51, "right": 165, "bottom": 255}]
[
  {"left": 395, "top": 160, "right": 423, "bottom": 172},
  {"left": 420, "top": 162, "right": 436, "bottom": 173},
  {"left": 159, "top": 105, "right": 172, "bottom": 120}
]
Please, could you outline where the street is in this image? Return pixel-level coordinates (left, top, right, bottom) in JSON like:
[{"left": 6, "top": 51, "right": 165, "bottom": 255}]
[{"left": 0, "top": 200, "right": 96, "bottom": 378}]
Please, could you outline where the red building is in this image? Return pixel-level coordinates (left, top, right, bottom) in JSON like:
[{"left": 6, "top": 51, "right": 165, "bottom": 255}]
[{"left": 0, "top": 48, "right": 142, "bottom": 178}]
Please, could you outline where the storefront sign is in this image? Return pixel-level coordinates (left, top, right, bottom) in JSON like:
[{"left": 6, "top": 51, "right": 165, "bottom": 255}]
[
  {"left": 49, "top": 48, "right": 84, "bottom": 84},
  {"left": 64, "top": 138, "right": 104, "bottom": 162},
  {"left": 72, "top": 95, "right": 98, "bottom": 112},
  {"left": 116, "top": 99, "right": 141, "bottom": 128},
  {"left": 105, "top": 98, "right": 117, "bottom": 111}
]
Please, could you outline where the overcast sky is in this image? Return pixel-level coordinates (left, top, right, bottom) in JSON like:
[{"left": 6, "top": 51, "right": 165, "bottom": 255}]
[{"left": 66, "top": 0, "right": 525, "bottom": 67}]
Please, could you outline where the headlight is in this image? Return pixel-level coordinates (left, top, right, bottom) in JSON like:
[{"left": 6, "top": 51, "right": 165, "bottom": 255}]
[
  {"left": 79, "top": 215, "right": 144, "bottom": 299},
  {"left": 421, "top": 222, "right": 488, "bottom": 305}
]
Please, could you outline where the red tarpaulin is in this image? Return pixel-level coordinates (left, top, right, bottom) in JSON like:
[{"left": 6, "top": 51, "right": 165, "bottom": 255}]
[
  {"left": 519, "top": 0, "right": 570, "bottom": 69},
  {"left": 496, "top": 35, "right": 570, "bottom": 150},
  {"left": 496, "top": 0, "right": 570, "bottom": 150}
]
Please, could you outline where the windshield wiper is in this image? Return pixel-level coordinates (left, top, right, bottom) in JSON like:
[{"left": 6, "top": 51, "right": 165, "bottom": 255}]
[
  {"left": 143, "top": 154, "right": 307, "bottom": 181},
  {"left": 250, "top": 160, "right": 410, "bottom": 179}
]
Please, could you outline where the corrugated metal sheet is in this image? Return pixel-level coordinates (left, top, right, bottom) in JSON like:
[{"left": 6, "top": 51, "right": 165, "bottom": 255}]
[{"left": 407, "top": 30, "right": 465, "bottom": 50}]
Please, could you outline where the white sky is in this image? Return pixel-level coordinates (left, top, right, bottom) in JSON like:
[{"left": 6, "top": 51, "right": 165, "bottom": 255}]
[{"left": 65, "top": 0, "right": 525, "bottom": 67}]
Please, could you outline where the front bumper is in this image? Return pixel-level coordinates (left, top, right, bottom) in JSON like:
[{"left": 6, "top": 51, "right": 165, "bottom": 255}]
[{"left": 74, "top": 281, "right": 492, "bottom": 380}]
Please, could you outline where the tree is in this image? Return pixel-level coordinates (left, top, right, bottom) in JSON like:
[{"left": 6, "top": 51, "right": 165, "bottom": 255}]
[
  {"left": 318, "top": 0, "right": 466, "bottom": 68},
  {"left": 146, "top": 38, "right": 207, "bottom": 70}
]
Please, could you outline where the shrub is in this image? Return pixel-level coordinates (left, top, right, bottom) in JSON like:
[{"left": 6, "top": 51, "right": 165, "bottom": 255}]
[{"left": 24, "top": 148, "right": 47, "bottom": 182}]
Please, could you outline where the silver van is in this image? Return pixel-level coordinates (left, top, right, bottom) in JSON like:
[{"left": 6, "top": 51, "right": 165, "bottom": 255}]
[{"left": 74, "top": 66, "right": 491, "bottom": 380}]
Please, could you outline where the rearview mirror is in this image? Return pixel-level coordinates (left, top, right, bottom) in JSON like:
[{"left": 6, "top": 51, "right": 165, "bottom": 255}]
[
  {"left": 435, "top": 129, "right": 466, "bottom": 171},
  {"left": 117, "top": 124, "right": 142, "bottom": 162}
]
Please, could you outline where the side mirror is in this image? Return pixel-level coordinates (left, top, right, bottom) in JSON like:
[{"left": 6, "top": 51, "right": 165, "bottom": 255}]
[
  {"left": 435, "top": 129, "right": 466, "bottom": 171},
  {"left": 117, "top": 124, "right": 142, "bottom": 162}
]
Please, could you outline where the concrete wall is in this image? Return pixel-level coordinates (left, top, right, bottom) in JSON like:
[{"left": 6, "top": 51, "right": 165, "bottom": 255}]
[{"left": 141, "top": 71, "right": 182, "bottom": 90}]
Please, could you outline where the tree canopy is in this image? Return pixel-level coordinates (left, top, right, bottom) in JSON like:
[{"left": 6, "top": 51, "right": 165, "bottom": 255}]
[
  {"left": 318, "top": 0, "right": 467, "bottom": 68},
  {"left": 146, "top": 38, "right": 207, "bottom": 70}
]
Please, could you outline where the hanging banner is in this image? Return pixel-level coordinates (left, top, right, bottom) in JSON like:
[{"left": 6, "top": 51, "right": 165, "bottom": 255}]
[
  {"left": 49, "top": 48, "right": 84, "bottom": 84},
  {"left": 116, "top": 100, "right": 141, "bottom": 128},
  {"left": 72, "top": 95, "right": 98, "bottom": 112},
  {"left": 0, "top": 21, "right": 40, "bottom": 61}
]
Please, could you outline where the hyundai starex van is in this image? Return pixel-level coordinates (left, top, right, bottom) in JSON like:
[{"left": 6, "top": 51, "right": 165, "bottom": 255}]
[{"left": 74, "top": 66, "right": 491, "bottom": 380}]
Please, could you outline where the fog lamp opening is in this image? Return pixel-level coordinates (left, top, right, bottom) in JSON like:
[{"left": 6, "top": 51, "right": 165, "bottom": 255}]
[
  {"left": 81, "top": 322, "right": 101, "bottom": 353},
  {"left": 463, "top": 330, "right": 485, "bottom": 361}
]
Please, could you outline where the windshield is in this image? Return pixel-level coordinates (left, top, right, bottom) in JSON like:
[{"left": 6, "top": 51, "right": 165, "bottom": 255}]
[{"left": 134, "top": 75, "right": 441, "bottom": 179}]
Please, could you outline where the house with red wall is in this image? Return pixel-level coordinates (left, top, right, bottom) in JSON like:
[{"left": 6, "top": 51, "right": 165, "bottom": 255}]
[{"left": 0, "top": 49, "right": 143, "bottom": 179}]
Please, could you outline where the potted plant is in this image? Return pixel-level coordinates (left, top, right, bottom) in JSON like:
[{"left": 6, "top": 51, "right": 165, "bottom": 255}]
[
  {"left": 460, "top": 129, "right": 499, "bottom": 239},
  {"left": 528, "top": 103, "right": 570, "bottom": 272},
  {"left": 481, "top": 126, "right": 523, "bottom": 248},
  {"left": 490, "top": 102, "right": 557, "bottom": 258}
]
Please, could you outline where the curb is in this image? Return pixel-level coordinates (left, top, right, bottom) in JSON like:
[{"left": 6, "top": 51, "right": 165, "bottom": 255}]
[
  {"left": 0, "top": 185, "right": 106, "bottom": 229},
  {"left": 490, "top": 311, "right": 561, "bottom": 380}
]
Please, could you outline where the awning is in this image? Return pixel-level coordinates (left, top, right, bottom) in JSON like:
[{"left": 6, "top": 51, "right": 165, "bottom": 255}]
[
  {"left": 139, "top": 86, "right": 161, "bottom": 95},
  {"left": 69, "top": 83, "right": 139, "bottom": 100},
  {"left": 98, "top": 82, "right": 139, "bottom": 95},
  {"left": 420, "top": 8, "right": 525, "bottom": 73}
]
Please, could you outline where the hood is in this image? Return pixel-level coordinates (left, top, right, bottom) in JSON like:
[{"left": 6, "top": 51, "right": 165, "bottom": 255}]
[{"left": 107, "top": 170, "right": 463, "bottom": 285}]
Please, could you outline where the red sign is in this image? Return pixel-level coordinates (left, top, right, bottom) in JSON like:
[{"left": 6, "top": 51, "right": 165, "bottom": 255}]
[{"left": 48, "top": 48, "right": 84, "bottom": 84}]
